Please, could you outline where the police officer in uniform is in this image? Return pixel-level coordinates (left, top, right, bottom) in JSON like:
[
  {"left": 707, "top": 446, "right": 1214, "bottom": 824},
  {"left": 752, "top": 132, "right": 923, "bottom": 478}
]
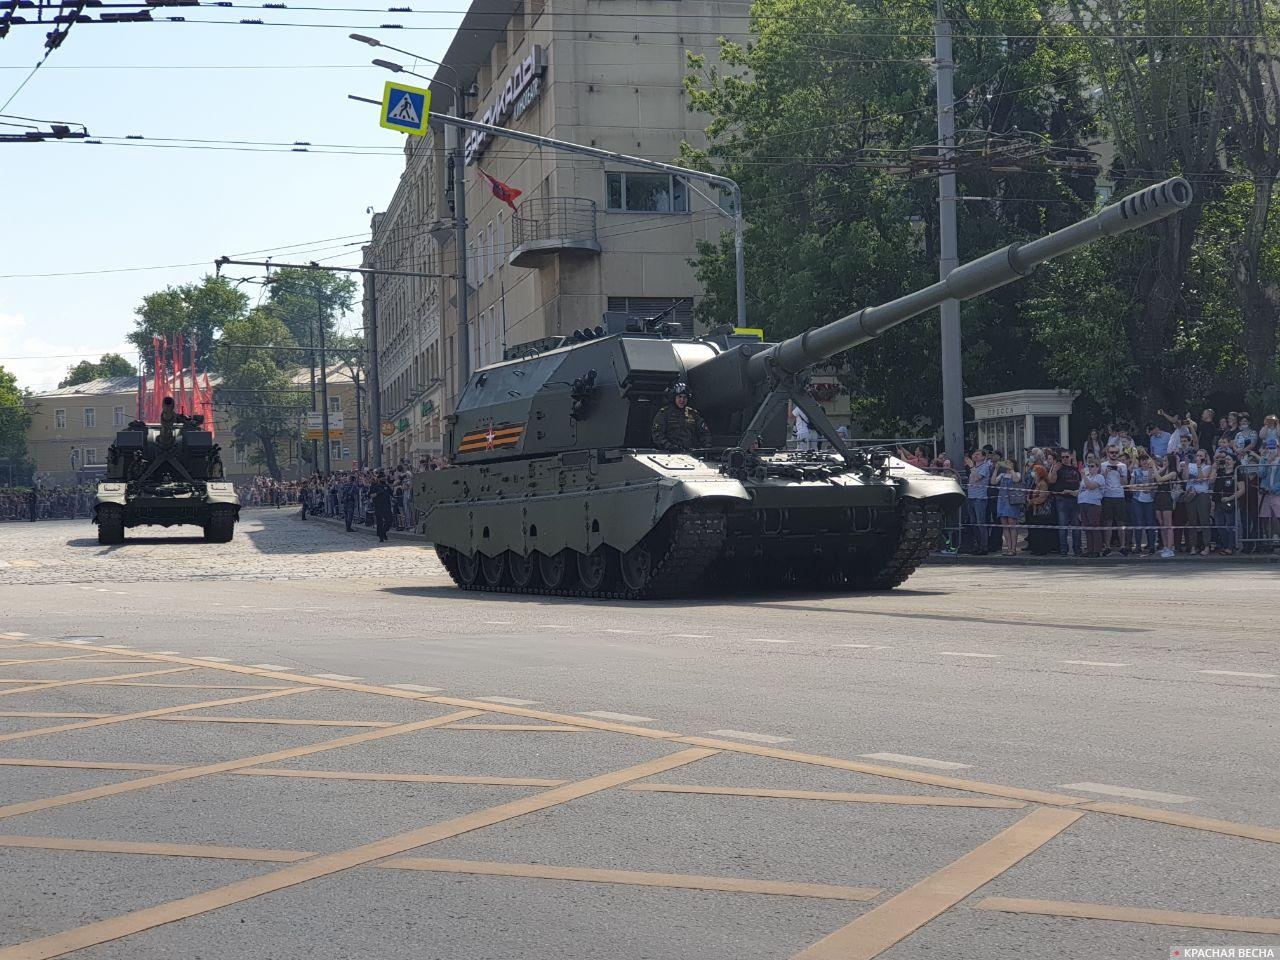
[
  {"left": 651, "top": 382, "right": 710, "bottom": 452},
  {"left": 369, "top": 470, "right": 394, "bottom": 542}
]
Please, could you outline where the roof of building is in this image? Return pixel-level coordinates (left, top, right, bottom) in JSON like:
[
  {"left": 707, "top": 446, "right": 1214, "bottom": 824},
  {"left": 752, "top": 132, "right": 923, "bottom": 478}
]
[{"left": 32, "top": 376, "right": 141, "bottom": 399}]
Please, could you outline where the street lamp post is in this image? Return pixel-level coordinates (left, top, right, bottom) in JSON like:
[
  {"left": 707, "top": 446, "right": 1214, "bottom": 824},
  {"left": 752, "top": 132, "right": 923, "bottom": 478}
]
[{"left": 354, "top": 34, "right": 472, "bottom": 390}]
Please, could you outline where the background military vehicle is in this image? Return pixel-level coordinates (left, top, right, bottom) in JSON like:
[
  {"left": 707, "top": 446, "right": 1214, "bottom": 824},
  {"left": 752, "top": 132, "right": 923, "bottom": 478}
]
[
  {"left": 417, "top": 178, "right": 1192, "bottom": 598},
  {"left": 94, "top": 396, "right": 240, "bottom": 545}
]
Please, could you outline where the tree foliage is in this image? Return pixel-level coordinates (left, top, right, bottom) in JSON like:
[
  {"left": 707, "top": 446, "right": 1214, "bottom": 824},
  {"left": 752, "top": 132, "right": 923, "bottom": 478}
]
[
  {"left": 128, "top": 276, "right": 249, "bottom": 371},
  {"left": 0, "top": 365, "right": 32, "bottom": 463},
  {"left": 260, "top": 269, "right": 358, "bottom": 349},
  {"left": 685, "top": 0, "right": 1280, "bottom": 436},
  {"left": 57, "top": 353, "right": 137, "bottom": 389},
  {"left": 214, "top": 310, "right": 306, "bottom": 481}
]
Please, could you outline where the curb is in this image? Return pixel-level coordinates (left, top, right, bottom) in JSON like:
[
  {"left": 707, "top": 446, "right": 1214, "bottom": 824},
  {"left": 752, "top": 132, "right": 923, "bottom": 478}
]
[{"left": 928, "top": 551, "right": 1278, "bottom": 567}]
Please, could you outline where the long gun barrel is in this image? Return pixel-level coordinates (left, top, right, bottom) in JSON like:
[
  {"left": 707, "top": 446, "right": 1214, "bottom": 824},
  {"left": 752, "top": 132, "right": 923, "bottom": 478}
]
[{"left": 742, "top": 177, "right": 1192, "bottom": 383}]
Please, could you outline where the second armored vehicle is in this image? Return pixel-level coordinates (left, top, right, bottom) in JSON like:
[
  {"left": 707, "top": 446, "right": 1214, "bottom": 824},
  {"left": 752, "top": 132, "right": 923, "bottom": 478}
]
[
  {"left": 94, "top": 396, "right": 240, "bottom": 544},
  {"left": 417, "top": 178, "right": 1192, "bottom": 597}
]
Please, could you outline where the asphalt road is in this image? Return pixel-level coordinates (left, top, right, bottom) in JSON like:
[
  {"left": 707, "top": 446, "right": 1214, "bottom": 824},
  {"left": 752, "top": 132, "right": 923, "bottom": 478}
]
[{"left": 0, "top": 510, "right": 1275, "bottom": 960}]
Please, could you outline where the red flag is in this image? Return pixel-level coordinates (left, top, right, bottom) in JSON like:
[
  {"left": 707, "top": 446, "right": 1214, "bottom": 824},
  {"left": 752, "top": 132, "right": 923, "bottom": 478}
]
[
  {"left": 477, "top": 168, "right": 522, "bottom": 212},
  {"left": 202, "top": 372, "right": 215, "bottom": 439},
  {"left": 151, "top": 336, "right": 162, "bottom": 421}
]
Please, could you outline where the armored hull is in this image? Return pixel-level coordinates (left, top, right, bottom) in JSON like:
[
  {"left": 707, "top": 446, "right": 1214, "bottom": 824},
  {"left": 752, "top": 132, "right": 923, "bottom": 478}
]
[
  {"left": 419, "top": 447, "right": 960, "bottom": 597},
  {"left": 417, "top": 178, "right": 1192, "bottom": 598},
  {"left": 93, "top": 398, "right": 240, "bottom": 545}
]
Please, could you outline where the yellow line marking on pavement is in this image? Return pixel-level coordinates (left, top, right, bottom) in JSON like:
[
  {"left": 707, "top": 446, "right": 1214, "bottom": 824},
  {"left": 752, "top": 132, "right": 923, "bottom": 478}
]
[
  {"left": 791, "top": 807, "right": 1085, "bottom": 960},
  {"left": 152, "top": 715, "right": 394, "bottom": 729},
  {"left": 0, "top": 654, "right": 105, "bottom": 666},
  {"left": 0, "top": 712, "right": 111, "bottom": 719},
  {"left": 0, "top": 667, "right": 194, "bottom": 699},
  {"left": 0, "top": 748, "right": 718, "bottom": 960},
  {"left": 21, "top": 640, "right": 1280, "bottom": 847},
  {"left": 379, "top": 856, "right": 883, "bottom": 902},
  {"left": 0, "top": 835, "right": 315, "bottom": 864},
  {"left": 975, "top": 897, "right": 1280, "bottom": 934},
  {"left": 0, "top": 758, "right": 561, "bottom": 787},
  {"left": 438, "top": 723, "right": 590, "bottom": 732},
  {"left": 86, "top": 682, "right": 295, "bottom": 690},
  {"left": 673, "top": 737, "right": 1091, "bottom": 807},
  {"left": 624, "top": 784, "right": 1026, "bottom": 809},
  {"left": 1077, "top": 801, "right": 1280, "bottom": 844},
  {"left": 234, "top": 768, "right": 567, "bottom": 787},
  {"left": 0, "top": 709, "right": 482, "bottom": 822},
  {"left": 0, "top": 687, "right": 317, "bottom": 745},
  {"left": 0, "top": 758, "right": 181, "bottom": 772}
]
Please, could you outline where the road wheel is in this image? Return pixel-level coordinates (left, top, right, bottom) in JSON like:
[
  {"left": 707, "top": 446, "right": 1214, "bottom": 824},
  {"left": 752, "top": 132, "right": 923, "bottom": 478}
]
[
  {"left": 454, "top": 551, "right": 482, "bottom": 588},
  {"left": 203, "top": 507, "right": 236, "bottom": 543},
  {"left": 619, "top": 541, "right": 657, "bottom": 594},
  {"left": 537, "top": 549, "right": 574, "bottom": 590},
  {"left": 575, "top": 546, "right": 616, "bottom": 594},
  {"left": 97, "top": 506, "right": 124, "bottom": 545},
  {"left": 480, "top": 552, "right": 508, "bottom": 589},
  {"left": 508, "top": 551, "right": 537, "bottom": 589}
]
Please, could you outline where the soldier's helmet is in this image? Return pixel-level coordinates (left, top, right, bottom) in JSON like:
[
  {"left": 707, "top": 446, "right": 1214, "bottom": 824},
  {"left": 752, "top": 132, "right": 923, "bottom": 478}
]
[{"left": 669, "top": 381, "right": 690, "bottom": 399}]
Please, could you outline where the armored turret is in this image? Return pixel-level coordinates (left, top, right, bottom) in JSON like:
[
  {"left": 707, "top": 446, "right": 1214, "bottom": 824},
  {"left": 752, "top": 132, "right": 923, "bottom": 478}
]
[
  {"left": 418, "top": 178, "right": 1192, "bottom": 597},
  {"left": 94, "top": 396, "right": 240, "bottom": 544}
]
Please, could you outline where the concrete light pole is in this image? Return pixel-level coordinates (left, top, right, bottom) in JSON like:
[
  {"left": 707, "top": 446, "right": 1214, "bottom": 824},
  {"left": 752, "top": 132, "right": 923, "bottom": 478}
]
[{"left": 935, "top": 0, "right": 964, "bottom": 470}]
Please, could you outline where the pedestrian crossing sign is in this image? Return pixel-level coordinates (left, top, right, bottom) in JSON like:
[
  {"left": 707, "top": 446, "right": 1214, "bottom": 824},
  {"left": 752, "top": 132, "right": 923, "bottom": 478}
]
[{"left": 379, "top": 80, "right": 431, "bottom": 136}]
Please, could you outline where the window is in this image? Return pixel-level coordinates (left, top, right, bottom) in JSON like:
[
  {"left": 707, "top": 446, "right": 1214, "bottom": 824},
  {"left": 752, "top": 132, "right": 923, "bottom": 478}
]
[
  {"left": 329, "top": 395, "right": 341, "bottom": 413},
  {"left": 234, "top": 442, "right": 247, "bottom": 464},
  {"left": 55, "top": 409, "right": 66, "bottom": 430},
  {"left": 83, "top": 407, "right": 96, "bottom": 428},
  {"left": 606, "top": 172, "right": 688, "bottom": 213},
  {"left": 330, "top": 439, "right": 342, "bottom": 462},
  {"left": 114, "top": 406, "right": 126, "bottom": 427},
  {"left": 486, "top": 222, "right": 495, "bottom": 278},
  {"left": 84, "top": 448, "right": 97, "bottom": 465}
]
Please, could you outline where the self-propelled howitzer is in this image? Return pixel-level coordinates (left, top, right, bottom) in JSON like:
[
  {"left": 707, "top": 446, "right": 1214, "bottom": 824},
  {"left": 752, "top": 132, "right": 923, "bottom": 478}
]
[
  {"left": 94, "top": 396, "right": 240, "bottom": 544},
  {"left": 418, "top": 177, "right": 1192, "bottom": 597}
]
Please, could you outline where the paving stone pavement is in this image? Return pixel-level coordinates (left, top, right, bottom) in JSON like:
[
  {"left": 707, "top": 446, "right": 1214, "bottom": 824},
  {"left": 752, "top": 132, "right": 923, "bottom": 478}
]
[{"left": 0, "top": 511, "right": 441, "bottom": 585}]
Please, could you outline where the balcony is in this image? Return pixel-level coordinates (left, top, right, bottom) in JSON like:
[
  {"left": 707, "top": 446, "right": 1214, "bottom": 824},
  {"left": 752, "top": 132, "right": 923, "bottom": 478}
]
[{"left": 509, "top": 197, "right": 601, "bottom": 268}]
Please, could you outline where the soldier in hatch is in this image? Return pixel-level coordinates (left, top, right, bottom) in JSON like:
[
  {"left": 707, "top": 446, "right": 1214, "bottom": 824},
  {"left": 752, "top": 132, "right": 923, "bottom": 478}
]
[{"left": 651, "top": 382, "right": 710, "bottom": 452}]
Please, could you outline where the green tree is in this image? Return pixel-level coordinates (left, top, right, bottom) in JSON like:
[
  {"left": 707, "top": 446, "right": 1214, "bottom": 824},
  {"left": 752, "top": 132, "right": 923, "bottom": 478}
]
[
  {"left": 1064, "top": 0, "right": 1227, "bottom": 420},
  {"left": 215, "top": 310, "right": 307, "bottom": 480},
  {"left": 261, "top": 269, "right": 358, "bottom": 350},
  {"left": 128, "top": 276, "right": 249, "bottom": 371},
  {"left": 57, "top": 353, "right": 138, "bottom": 389},
  {"left": 683, "top": 0, "right": 1098, "bottom": 434},
  {"left": 0, "top": 365, "right": 32, "bottom": 464}
]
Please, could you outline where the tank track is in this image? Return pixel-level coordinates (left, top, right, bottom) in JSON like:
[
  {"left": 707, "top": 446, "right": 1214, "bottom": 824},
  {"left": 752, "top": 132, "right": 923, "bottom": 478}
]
[
  {"left": 436, "top": 502, "right": 727, "bottom": 600},
  {"left": 843, "top": 500, "right": 943, "bottom": 590}
]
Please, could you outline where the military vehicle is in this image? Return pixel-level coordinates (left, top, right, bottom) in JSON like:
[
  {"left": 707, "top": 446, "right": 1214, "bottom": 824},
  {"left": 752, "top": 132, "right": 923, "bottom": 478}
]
[
  {"left": 94, "top": 396, "right": 240, "bottom": 545},
  {"left": 417, "top": 177, "right": 1192, "bottom": 597}
]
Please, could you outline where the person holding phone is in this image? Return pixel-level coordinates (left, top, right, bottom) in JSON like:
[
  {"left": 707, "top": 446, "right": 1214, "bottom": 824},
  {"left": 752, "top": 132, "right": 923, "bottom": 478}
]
[
  {"left": 1099, "top": 446, "right": 1130, "bottom": 556},
  {"left": 1181, "top": 448, "right": 1215, "bottom": 555},
  {"left": 1077, "top": 454, "right": 1105, "bottom": 557}
]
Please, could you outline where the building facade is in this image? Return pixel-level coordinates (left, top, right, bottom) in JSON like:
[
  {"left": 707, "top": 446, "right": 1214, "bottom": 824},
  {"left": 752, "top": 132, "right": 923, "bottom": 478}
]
[
  {"left": 26, "top": 369, "right": 365, "bottom": 486},
  {"left": 364, "top": 0, "right": 739, "bottom": 462}
]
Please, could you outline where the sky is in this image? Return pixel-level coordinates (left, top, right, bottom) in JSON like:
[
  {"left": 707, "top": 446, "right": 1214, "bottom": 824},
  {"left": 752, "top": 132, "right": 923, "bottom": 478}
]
[{"left": 0, "top": 6, "right": 464, "bottom": 392}]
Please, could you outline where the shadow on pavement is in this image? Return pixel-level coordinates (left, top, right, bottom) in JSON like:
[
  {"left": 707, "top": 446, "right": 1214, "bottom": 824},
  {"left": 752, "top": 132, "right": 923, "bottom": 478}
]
[{"left": 379, "top": 584, "right": 951, "bottom": 609}]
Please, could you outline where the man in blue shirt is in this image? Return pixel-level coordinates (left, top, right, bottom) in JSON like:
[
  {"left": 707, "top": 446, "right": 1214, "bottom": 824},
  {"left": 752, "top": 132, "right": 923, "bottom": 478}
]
[
  {"left": 1147, "top": 424, "right": 1171, "bottom": 460},
  {"left": 965, "top": 448, "right": 994, "bottom": 554}
]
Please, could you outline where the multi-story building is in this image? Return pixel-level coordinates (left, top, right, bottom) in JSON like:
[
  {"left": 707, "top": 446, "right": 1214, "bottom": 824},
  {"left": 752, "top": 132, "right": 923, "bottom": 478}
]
[
  {"left": 25, "top": 367, "right": 366, "bottom": 485},
  {"left": 364, "top": 0, "right": 738, "bottom": 462}
]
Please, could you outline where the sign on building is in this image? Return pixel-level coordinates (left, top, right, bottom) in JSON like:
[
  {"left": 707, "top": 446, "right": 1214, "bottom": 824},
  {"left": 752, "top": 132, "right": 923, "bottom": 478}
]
[
  {"left": 465, "top": 46, "right": 547, "bottom": 163},
  {"left": 305, "top": 412, "right": 344, "bottom": 440}
]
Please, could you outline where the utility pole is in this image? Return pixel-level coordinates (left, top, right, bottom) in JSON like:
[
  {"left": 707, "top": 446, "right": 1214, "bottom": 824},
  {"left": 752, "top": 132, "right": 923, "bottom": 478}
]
[
  {"left": 353, "top": 366, "right": 364, "bottom": 469},
  {"left": 452, "top": 115, "right": 470, "bottom": 387},
  {"left": 367, "top": 277, "right": 383, "bottom": 469},
  {"left": 308, "top": 317, "right": 319, "bottom": 472},
  {"left": 316, "top": 283, "right": 332, "bottom": 474},
  {"left": 936, "top": 0, "right": 964, "bottom": 470}
]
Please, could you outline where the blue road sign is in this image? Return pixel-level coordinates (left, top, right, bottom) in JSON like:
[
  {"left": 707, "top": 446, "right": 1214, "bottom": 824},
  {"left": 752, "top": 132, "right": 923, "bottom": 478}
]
[{"left": 379, "top": 80, "right": 431, "bottom": 136}]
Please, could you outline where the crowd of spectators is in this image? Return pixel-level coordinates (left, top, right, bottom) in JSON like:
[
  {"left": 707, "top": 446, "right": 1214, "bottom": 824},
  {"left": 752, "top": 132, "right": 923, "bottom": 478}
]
[
  {"left": 0, "top": 485, "right": 95, "bottom": 521},
  {"left": 956, "top": 408, "right": 1280, "bottom": 557},
  {"left": 260, "top": 457, "right": 444, "bottom": 535}
]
